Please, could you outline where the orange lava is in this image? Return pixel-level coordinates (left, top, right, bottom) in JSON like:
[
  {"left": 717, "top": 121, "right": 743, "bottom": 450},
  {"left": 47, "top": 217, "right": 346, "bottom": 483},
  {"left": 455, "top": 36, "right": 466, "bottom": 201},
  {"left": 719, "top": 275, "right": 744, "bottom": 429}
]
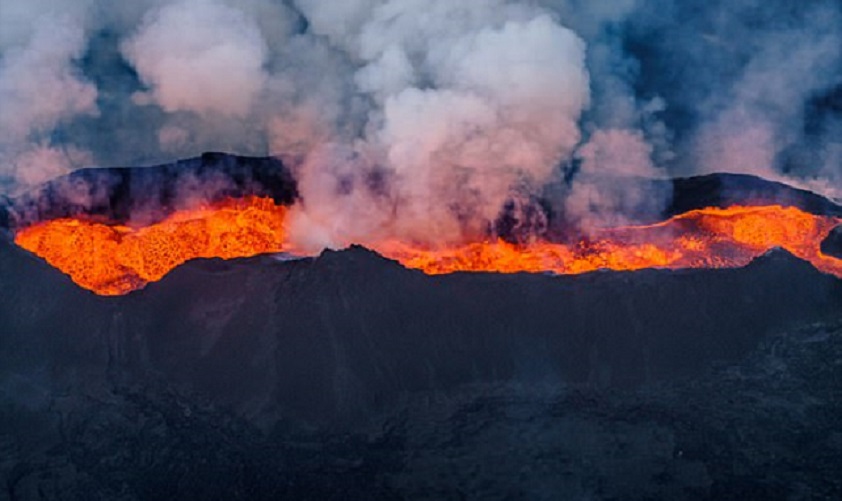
[
  {"left": 14, "top": 201, "right": 842, "bottom": 296},
  {"left": 14, "top": 196, "right": 290, "bottom": 295},
  {"left": 375, "top": 205, "right": 842, "bottom": 279}
]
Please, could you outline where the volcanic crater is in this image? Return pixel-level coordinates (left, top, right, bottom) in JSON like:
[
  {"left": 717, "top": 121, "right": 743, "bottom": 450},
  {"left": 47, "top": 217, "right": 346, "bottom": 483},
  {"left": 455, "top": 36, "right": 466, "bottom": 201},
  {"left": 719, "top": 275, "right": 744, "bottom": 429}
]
[{"left": 1, "top": 153, "right": 841, "bottom": 499}]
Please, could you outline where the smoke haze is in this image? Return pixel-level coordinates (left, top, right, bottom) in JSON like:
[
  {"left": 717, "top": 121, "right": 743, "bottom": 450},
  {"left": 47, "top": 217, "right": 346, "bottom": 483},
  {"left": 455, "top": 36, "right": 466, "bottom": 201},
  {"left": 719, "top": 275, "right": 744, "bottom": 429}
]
[{"left": 1, "top": 0, "right": 840, "bottom": 247}]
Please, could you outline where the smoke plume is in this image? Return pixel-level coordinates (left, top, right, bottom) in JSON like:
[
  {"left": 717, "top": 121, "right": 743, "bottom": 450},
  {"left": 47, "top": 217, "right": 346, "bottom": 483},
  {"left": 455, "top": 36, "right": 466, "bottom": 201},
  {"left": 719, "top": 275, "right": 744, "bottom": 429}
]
[
  {"left": 0, "top": 5, "right": 97, "bottom": 191},
  {"left": 1, "top": 0, "right": 840, "bottom": 247}
]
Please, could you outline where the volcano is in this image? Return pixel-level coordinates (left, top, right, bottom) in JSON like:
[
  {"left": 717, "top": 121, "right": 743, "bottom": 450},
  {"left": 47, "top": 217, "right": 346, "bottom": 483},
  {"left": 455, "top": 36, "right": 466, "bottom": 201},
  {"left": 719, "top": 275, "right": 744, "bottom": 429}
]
[
  {"left": 1, "top": 154, "right": 841, "bottom": 499},
  {"left": 5, "top": 153, "right": 842, "bottom": 295}
]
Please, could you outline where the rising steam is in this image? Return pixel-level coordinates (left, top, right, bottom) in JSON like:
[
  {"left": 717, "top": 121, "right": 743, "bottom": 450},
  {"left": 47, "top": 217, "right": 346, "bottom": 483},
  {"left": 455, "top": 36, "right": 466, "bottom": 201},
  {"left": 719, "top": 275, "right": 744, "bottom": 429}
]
[{"left": 1, "top": 0, "right": 840, "bottom": 248}]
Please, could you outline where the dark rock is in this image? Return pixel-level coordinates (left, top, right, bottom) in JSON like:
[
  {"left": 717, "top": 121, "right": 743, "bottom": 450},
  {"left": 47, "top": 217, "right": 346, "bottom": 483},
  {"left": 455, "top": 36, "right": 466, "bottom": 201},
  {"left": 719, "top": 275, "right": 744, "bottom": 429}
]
[
  {"left": 2, "top": 238, "right": 841, "bottom": 423},
  {"left": 2, "top": 183, "right": 842, "bottom": 498},
  {"left": 822, "top": 224, "right": 842, "bottom": 259},
  {"left": 4, "top": 152, "right": 297, "bottom": 230},
  {"left": 537, "top": 172, "right": 842, "bottom": 239},
  {"left": 667, "top": 173, "right": 842, "bottom": 218},
  {"left": 3, "top": 153, "right": 841, "bottom": 244}
]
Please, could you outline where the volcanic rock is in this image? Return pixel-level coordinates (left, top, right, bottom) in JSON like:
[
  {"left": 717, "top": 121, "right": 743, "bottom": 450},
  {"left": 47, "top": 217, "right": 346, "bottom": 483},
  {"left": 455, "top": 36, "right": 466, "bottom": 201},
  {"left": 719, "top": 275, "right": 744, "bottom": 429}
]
[
  {"left": 2, "top": 153, "right": 842, "bottom": 499},
  {"left": 4, "top": 152, "right": 297, "bottom": 230},
  {"left": 666, "top": 172, "right": 842, "bottom": 217},
  {"left": 823, "top": 224, "right": 842, "bottom": 259},
  {"left": 1, "top": 232, "right": 841, "bottom": 499}
]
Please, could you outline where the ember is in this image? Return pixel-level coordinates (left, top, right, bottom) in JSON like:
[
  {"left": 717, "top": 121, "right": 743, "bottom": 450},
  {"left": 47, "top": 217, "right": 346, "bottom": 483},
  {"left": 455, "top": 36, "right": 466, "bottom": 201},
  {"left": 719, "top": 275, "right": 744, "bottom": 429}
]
[{"left": 13, "top": 200, "right": 842, "bottom": 296}]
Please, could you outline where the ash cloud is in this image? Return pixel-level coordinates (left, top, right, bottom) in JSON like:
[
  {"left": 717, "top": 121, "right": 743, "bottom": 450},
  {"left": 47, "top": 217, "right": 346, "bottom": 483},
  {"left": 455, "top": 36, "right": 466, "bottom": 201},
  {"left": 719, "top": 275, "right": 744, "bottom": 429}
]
[{"left": 0, "top": 0, "right": 840, "bottom": 244}]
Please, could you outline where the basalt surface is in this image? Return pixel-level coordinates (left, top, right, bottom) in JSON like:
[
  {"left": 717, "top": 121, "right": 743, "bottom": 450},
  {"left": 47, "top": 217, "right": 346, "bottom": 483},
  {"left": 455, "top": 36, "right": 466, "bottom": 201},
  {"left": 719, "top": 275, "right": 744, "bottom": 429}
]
[{"left": 1, "top": 234, "right": 841, "bottom": 499}]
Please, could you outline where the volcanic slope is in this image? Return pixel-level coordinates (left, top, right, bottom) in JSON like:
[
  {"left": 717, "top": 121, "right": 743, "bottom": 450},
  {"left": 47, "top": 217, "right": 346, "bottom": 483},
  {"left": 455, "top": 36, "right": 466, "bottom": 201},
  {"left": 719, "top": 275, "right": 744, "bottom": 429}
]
[{"left": 1, "top": 236, "right": 841, "bottom": 498}]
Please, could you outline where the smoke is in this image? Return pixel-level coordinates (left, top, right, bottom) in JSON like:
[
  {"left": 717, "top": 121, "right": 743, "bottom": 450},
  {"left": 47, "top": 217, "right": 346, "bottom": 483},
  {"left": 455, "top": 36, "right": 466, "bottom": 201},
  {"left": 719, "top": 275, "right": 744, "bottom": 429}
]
[
  {"left": 0, "top": 5, "right": 97, "bottom": 192},
  {"left": 627, "top": 0, "right": 842, "bottom": 197},
  {"left": 0, "top": 0, "right": 840, "bottom": 244},
  {"left": 565, "top": 128, "right": 666, "bottom": 231},
  {"left": 122, "top": 0, "right": 269, "bottom": 118},
  {"left": 690, "top": 4, "right": 842, "bottom": 192},
  {"left": 310, "top": 2, "right": 591, "bottom": 245}
]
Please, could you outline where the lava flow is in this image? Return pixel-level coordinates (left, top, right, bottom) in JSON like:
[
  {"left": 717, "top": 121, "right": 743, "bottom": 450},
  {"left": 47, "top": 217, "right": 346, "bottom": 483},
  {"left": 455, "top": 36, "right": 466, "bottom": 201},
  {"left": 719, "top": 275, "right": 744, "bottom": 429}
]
[
  {"left": 14, "top": 196, "right": 290, "bottom": 295},
  {"left": 13, "top": 201, "right": 842, "bottom": 296},
  {"left": 376, "top": 206, "right": 842, "bottom": 278}
]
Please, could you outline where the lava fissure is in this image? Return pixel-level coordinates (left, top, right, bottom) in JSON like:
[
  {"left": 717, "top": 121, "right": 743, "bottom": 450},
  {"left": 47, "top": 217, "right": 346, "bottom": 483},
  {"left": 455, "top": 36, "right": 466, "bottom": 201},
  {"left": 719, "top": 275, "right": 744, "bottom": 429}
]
[{"left": 13, "top": 198, "right": 842, "bottom": 295}]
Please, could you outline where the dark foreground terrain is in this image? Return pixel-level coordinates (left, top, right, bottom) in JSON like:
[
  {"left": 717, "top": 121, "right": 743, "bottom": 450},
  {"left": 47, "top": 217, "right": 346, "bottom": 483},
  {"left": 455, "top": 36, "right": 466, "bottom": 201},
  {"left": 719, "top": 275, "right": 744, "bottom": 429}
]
[{"left": 1, "top": 233, "right": 841, "bottom": 500}]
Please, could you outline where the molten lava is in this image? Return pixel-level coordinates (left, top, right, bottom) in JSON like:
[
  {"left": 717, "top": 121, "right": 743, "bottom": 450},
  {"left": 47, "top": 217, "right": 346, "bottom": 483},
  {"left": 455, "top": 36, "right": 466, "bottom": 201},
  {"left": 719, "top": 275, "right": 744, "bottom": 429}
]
[
  {"left": 14, "top": 196, "right": 290, "bottom": 295},
  {"left": 13, "top": 200, "right": 842, "bottom": 296},
  {"left": 375, "top": 206, "right": 842, "bottom": 279}
]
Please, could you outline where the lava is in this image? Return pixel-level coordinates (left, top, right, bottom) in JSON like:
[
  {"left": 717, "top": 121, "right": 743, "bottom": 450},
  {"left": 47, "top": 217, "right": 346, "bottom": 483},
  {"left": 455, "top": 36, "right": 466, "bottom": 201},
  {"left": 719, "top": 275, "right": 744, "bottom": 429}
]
[
  {"left": 375, "top": 206, "right": 842, "bottom": 278},
  {"left": 13, "top": 200, "right": 842, "bottom": 296},
  {"left": 14, "top": 196, "right": 290, "bottom": 295}
]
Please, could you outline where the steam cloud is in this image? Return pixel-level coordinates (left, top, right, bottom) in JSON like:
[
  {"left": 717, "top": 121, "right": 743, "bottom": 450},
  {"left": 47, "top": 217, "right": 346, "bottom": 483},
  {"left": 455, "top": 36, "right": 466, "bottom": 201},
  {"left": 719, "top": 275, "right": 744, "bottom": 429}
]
[
  {"left": 0, "top": 6, "right": 97, "bottom": 190},
  {"left": 1, "top": 0, "right": 840, "bottom": 248},
  {"left": 123, "top": 0, "right": 269, "bottom": 118}
]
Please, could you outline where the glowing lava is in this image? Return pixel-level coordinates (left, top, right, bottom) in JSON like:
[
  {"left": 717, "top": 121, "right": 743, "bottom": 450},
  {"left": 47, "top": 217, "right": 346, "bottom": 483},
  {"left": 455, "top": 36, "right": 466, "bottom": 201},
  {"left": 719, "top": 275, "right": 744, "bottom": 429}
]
[
  {"left": 13, "top": 201, "right": 842, "bottom": 296},
  {"left": 14, "top": 196, "right": 290, "bottom": 295},
  {"left": 375, "top": 206, "right": 842, "bottom": 279}
]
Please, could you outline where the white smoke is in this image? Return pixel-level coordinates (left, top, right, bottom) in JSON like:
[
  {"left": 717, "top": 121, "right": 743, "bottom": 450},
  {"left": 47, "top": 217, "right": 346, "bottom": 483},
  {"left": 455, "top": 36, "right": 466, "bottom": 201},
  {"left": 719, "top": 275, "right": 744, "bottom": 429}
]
[
  {"left": 122, "top": 0, "right": 269, "bottom": 119},
  {"left": 565, "top": 128, "right": 663, "bottom": 230},
  {"left": 1, "top": 0, "right": 840, "bottom": 244},
  {"left": 694, "top": 12, "right": 842, "bottom": 182},
  {"left": 630, "top": 0, "right": 842, "bottom": 198},
  {"left": 0, "top": 8, "right": 97, "bottom": 191},
  {"left": 8, "top": 144, "right": 94, "bottom": 188},
  {"left": 285, "top": 1, "right": 590, "bottom": 247}
]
